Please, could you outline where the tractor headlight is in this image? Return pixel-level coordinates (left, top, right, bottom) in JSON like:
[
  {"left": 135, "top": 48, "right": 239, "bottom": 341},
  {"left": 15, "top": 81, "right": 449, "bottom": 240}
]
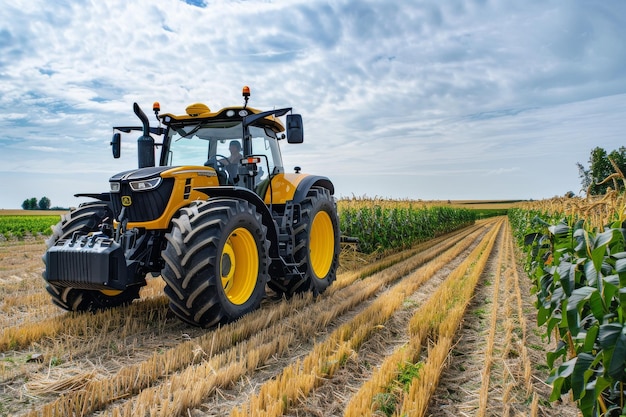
[
  {"left": 110, "top": 182, "right": 121, "bottom": 192},
  {"left": 129, "top": 177, "right": 162, "bottom": 191}
]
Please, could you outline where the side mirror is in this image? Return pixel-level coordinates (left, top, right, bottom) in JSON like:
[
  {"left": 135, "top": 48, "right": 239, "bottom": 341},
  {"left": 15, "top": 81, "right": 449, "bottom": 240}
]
[
  {"left": 111, "top": 133, "right": 121, "bottom": 158},
  {"left": 286, "top": 114, "right": 304, "bottom": 144}
]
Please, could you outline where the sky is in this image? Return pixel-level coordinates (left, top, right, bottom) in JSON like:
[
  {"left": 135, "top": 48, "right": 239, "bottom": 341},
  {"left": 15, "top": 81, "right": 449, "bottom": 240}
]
[{"left": 1, "top": 0, "right": 626, "bottom": 209}]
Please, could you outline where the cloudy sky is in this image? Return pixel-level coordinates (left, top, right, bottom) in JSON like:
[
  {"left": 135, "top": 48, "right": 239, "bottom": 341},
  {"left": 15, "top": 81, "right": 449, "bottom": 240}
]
[{"left": 1, "top": 0, "right": 625, "bottom": 209}]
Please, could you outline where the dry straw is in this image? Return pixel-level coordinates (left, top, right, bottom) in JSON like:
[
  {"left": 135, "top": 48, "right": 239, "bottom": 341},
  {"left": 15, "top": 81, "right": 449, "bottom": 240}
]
[
  {"left": 26, "top": 224, "right": 486, "bottom": 417},
  {"left": 476, "top": 219, "right": 507, "bottom": 417},
  {"left": 25, "top": 369, "right": 98, "bottom": 395},
  {"left": 398, "top": 218, "right": 502, "bottom": 417},
  {"left": 231, "top": 223, "right": 497, "bottom": 417}
]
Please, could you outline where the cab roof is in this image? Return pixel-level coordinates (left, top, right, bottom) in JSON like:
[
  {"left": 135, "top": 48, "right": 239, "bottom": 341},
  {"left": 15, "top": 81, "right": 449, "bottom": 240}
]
[{"left": 159, "top": 103, "right": 285, "bottom": 133}]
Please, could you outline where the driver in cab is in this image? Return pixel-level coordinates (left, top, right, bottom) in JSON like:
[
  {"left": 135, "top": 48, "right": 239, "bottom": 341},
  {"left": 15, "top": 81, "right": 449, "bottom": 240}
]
[{"left": 220, "top": 140, "right": 242, "bottom": 181}]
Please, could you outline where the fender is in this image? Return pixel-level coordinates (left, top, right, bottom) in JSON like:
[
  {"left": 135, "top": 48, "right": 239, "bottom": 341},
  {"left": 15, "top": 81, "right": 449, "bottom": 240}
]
[
  {"left": 74, "top": 192, "right": 111, "bottom": 202},
  {"left": 261, "top": 173, "right": 334, "bottom": 204},
  {"left": 292, "top": 175, "right": 334, "bottom": 203}
]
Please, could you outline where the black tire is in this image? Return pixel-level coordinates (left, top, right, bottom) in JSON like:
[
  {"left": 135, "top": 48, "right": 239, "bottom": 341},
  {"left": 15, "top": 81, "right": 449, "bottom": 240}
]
[
  {"left": 161, "top": 198, "right": 270, "bottom": 327},
  {"left": 43, "top": 202, "right": 141, "bottom": 311},
  {"left": 268, "top": 186, "right": 340, "bottom": 296}
]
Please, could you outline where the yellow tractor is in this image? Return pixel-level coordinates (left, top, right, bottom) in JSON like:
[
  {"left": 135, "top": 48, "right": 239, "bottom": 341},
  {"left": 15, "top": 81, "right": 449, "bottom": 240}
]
[{"left": 43, "top": 87, "right": 340, "bottom": 327}]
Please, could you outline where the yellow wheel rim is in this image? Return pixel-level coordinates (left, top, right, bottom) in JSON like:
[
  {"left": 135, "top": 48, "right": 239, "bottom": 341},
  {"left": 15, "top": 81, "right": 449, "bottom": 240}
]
[
  {"left": 100, "top": 289, "right": 123, "bottom": 296},
  {"left": 220, "top": 227, "right": 259, "bottom": 305},
  {"left": 309, "top": 210, "right": 335, "bottom": 279}
]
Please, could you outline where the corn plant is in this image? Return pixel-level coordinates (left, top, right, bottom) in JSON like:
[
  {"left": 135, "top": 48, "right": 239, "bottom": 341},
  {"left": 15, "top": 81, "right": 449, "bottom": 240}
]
[
  {"left": 510, "top": 206, "right": 626, "bottom": 417},
  {"left": 339, "top": 204, "right": 476, "bottom": 254}
]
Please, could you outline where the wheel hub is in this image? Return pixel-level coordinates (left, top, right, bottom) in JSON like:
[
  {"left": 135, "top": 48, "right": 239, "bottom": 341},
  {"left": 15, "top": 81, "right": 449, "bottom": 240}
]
[
  {"left": 221, "top": 244, "right": 236, "bottom": 291},
  {"left": 220, "top": 228, "right": 259, "bottom": 305}
]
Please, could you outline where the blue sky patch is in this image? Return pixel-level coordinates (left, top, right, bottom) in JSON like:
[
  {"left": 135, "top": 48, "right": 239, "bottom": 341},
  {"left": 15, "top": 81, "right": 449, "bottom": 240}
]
[{"left": 181, "top": 0, "right": 207, "bottom": 7}]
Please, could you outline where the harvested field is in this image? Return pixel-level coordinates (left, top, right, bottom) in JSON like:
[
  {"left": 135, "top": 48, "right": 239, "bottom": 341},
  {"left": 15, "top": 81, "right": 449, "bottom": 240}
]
[{"left": 0, "top": 217, "right": 577, "bottom": 416}]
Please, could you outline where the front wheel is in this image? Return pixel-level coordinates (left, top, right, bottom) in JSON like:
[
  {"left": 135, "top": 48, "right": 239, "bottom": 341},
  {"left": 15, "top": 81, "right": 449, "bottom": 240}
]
[{"left": 161, "top": 198, "right": 270, "bottom": 327}]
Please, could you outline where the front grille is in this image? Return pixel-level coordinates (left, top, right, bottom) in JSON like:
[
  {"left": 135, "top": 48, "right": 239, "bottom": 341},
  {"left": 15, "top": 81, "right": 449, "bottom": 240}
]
[{"left": 111, "top": 178, "right": 174, "bottom": 222}]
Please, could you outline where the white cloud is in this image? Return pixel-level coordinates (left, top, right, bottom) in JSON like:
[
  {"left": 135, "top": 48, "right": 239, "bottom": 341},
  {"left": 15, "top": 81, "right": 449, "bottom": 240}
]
[{"left": 0, "top": 0, "right": 625, "bottom": 208}]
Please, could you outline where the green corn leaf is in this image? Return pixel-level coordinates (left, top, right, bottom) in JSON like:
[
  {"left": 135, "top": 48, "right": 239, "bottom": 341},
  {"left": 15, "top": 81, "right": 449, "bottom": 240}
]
[
  {"left": 577, "top": 386, "right": 596, "bottom": 417},
  {"left": 589, "top": 290, "right": 605, "bottom": 321},
  {"left": 558, "top": 261, "right": 575, "bottom": 296},
  {"left": 547, "top": 317, "right": 562, "bottom": 343},
  {"left": 549, "top": 222, "right": 570, "bottom": 239},
  {"left": 574, "top": 228, "right": 587, "bottom": 254},
  {"left": 547, "top": 357, "right": 577, "bottom": 401},
  {"left": 572, "top": 353, "right": 595, "bottom": 400},
  {"left": 608, "top": 330, "right": 626, "bottom": 379},
  {"left": 532, "top": 215, "right": 551, "bottom": 227},
  {"left": 619, "top": 287, "right": 626, "bottom": 309},
  {"left": 547, "top": 340, "right": 568, "bottom": 369},
  {"left": 584, "top": 260, "right": 598, "bottom": 287},
  {"left": 591, "top": 245, "right": 607, "bottom": 282},
  {"left": 602, "top": 275, "right": 619, "bottom": 314},
  {"left": 524, "top": 232, "right": 542, "bottom": 246},
  {"left": 565, "top": 309, "right": 579, "bottom": 336},
  {"left": 540, "top": 273, "right": 554, "bottom": 299},
  {"left": 538, "top": 304, "right": 551, "bottom": 327},
  {"left": 598, "top": 322, "right": 622, "bottom": 349},
  {"left": 603, "top": 274, "right": 620, "bottom": 287},
  {"left": 595, "top": 229, "right": 616, "bottom": 248},
  {"left": 583, "top": 324, "right": 599, "bottom": 352},
  {"left": 568, "top": 286, "right": 596, "bottom": 309},
  {"left": 615, "top": 258, "right": 626, "bottom": 273},
  {"left": 551, "top": 286, "right": 566, "bottom": 311},
  {"left": 593, "top": 376, "right": 612, "bottom": 411},
  {"left": 567, "top": 287, "right": 601, "bottom": 336}
]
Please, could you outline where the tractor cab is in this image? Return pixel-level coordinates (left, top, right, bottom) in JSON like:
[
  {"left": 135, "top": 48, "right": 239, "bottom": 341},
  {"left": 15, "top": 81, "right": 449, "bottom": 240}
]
[
  {"left": 160, "top": 106, "right": 287, "bottom": 192},
  {"left": 111, "top": 87, "right": 304, "bottom": 196}
]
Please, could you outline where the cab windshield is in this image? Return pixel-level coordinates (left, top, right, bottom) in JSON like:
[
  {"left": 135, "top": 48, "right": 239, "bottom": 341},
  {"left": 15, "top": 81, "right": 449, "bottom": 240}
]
[{"left": 163, "top": 122, "right": 284, "bottom": 184}]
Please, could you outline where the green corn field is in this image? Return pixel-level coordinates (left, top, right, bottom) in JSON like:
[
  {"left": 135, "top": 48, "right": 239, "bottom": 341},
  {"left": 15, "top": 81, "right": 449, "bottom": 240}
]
[
  {"left": 1, "top": 203, "right": 477, "bottom": 253},
  {"left": 0, "top": 215, "right": 60, "bottom": 239}
]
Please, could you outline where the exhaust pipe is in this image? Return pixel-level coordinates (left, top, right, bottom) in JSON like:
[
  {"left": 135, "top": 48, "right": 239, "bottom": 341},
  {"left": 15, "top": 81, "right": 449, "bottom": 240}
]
[{"left": 134, "top": 103, "right": 155, "bottom": 168}]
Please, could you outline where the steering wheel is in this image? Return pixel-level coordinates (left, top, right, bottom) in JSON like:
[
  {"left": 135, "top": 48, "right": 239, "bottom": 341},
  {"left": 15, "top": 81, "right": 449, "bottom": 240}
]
[
  {"left": 205, "top": 154, "right": 230, "bottom": 167},
  {"left": 204, "top": 154, "right": 231, "bottom": 184}
]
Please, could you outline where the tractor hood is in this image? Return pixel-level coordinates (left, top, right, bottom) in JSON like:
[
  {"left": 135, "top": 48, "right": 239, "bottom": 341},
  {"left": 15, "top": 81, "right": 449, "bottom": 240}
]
[{"left": 109, "top": 166, "right": 171, "bottom": 182}]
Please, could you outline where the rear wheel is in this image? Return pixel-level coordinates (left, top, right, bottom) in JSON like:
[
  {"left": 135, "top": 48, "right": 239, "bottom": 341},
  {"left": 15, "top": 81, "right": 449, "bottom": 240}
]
[
  {"left": 161, "top": 198, "right": 270, "bottom": 327},
  {"left": 43, "top": 202, "right": 141, "bottom": 311},
  {"left": 269, "top": 186, "right": 340, "bottom": 296}
]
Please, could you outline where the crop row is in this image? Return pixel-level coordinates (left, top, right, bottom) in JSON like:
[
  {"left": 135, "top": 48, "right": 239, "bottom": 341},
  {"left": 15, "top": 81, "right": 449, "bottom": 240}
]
[
  {"left": 509, "top": 193, "right": 626, "bottom": 417},
  {"left": 338, "top": 203, "right": 476, "bottom": 253},
  {"left": 1, "top": 203, "right": 476, "bottom": 255},
  {"left": 0, "top": 215, "right": 60, "bottom": 239}
]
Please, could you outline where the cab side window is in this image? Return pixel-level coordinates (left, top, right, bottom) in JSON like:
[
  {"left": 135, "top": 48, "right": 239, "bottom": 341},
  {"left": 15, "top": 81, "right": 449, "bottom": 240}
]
[{"left": 251, "top": 136, "right": 275, "bottom": 181}]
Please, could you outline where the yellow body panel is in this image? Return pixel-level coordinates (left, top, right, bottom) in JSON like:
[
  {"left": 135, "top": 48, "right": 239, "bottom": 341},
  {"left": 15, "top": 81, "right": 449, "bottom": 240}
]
[
  {"left": 125, "top": 166, "right": 218, "bottom": 230},
  {"left": 124, "top": 170, "right": 312, "bottom": 230},
  {"left": 262, "top": 173, "right": 308, "bottom": 204}
]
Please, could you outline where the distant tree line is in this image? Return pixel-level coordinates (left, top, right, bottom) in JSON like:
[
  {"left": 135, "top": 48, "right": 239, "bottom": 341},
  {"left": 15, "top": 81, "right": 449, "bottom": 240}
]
[
  {"left": 578, "top": 146, "right": 626, "bottom": 196},
  {"left": 22, "top": 197, "right": 51, "bottom": 210}
]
